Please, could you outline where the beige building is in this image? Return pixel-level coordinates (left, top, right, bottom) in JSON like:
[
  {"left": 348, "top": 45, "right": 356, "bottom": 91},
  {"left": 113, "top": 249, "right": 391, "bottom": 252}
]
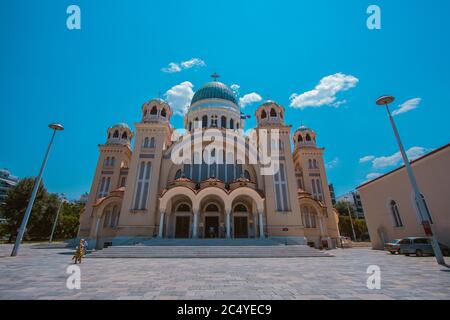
[
  {"left": 78, "top": 80, "right": 339, "bottom": 249},
  {"left": 357, "top": 143, "right": 450, "bottom": 250}
]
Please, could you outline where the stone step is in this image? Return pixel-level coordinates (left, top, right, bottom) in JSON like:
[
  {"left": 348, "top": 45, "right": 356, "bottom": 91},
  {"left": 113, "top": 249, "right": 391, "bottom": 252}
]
[{"left": 87, "top": 245, "right": 332, "bottom": 258}]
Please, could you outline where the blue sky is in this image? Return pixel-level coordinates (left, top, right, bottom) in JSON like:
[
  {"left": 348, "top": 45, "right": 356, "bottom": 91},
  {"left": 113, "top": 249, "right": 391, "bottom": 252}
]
[{"left": 1, "top": 0, "right": 449, "bottom": 200}]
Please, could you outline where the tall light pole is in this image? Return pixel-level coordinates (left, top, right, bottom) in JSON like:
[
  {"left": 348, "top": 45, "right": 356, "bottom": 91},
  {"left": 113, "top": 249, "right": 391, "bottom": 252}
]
[
  {"left": 49, "top": 193, "right": 66, "bottom": 243},
  {"left": 344, "top": 196, "right": 357, "bottom": 242},
  {"left": 376, "top": 95, "right": 446, "bottom": 266},
  {"left": 11, "top": 123, "right": 64, "bottom": 256}
]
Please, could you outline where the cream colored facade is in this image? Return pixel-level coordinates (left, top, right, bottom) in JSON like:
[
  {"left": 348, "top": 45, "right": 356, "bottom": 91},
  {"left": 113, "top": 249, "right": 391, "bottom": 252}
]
[
  {"left": 357, "top": 143, "right": 450, "bottom": 250},
  {"left": 78, "top": 80, "right": 340, "bottom": 249}
]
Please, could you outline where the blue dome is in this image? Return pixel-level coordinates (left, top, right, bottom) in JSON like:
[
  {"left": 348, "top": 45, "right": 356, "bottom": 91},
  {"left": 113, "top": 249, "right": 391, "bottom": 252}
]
[{"left": 191, "top": 82, "right": 238, "bottom": 105}]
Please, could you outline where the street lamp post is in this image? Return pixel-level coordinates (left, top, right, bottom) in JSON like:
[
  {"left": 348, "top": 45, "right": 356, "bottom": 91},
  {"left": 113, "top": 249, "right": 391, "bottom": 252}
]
[
  {"left": 376, "top": 95, "right": 446, "bottom": 266},
  {"left": 11, "top": 123, "right": 64, "bottom": 257},
  {"left": 344, "top": 196, "right": 357, "bottom": 242},
  {"left": 49, "top": 193, "right": 66, "bottom": 243}
]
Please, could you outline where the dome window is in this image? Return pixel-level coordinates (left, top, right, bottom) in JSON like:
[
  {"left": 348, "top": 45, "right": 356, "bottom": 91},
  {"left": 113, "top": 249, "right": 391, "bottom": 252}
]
[
  {"left": 113, "top": 130, "right": 119, "bottom": 138},
  {"left": 150, "top": 106, "right": 157, "bottom": 115},
  {"left": 122, "top": 132, "right": 127, "bottom": 139},
  {"left": 270, "top": 108, "right": 277, "bottom": 117},
  {"left": 221, "top": 116, "right": 227, "bottom": 128},
  {"left": 188, "top": 121, "right": 192, "bottom": 131},
  {"left": 298, "top": 135, "right": 303, "bottom": 142},
  {"left": 230, "top": 118, "right": 234, "bottom": 129},
  {"left": 306, "top": 134, "right": 311, "bottom": 141},
  {"left": 202, "top": 115, "right": 208, "bottom": 128},
  {"left": 161, "top": 108, "right": 167, "bottom": 117},
  {"left": 261, "top": 109, "right": 267, "bottom": 119}
]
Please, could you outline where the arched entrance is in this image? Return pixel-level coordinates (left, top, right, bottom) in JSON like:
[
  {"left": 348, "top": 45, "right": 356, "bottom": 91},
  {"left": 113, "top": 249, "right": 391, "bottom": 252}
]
[
  {"left": 203, "top": 203, "right": 221, "bottom": 238},
  {"left": 174, "top": 203, "right": 192, "bottom": 238},
  {"left": 233, "top": 203, "right": 249, "bottom": 238}
]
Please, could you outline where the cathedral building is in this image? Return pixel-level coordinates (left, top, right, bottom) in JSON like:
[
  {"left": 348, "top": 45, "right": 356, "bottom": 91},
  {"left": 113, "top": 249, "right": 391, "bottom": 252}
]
[{"left": 78, "top": 79, "right": 340, "bottom": 249}]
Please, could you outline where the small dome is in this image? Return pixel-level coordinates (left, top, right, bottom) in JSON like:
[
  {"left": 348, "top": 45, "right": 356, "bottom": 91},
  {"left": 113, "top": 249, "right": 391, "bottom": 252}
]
[
  {"left": 298, "top": 125, "right": 310, "bottom": 132},
  {"left": 191, "top": 81, "right": 238, "bottom": 105},
  {"left": 111, "top": 122, "right": 130, "bottom": 130}
]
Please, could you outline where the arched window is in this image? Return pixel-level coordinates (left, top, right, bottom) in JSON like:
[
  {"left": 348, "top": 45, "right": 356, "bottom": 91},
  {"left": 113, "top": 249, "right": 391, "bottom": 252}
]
[
  {"left": 390, "top": 200, "right": 403, "bottom": 227},
  {"left": 150, "top": 106, "right": 157, "bottom": 115},
  {"left": 110, "top": 157, "right": 115, "bottom": 167},
  {"left": 188, "top": 121, "right": 192, "bottom": 131},
  {"left": 221, "top": 116, "right": 227, "bottom": 128},
  {"left": 230, "top": 118, "right": 234, "bottom": 129},
  {"left": 202, "top": 115, "right": 208, "bottom": 128},
  {"left": 143, "top": 137, "right": 149, "bottom": 148},
  {"left": 144, "top": 109, "right": 148, "bottom": 116},
  {"left": 297, "top": 135, "right": 303, "bottom": 142},
  {"left": 261, "top": 109, "right": 267, "bottom": 119},
  {"left": 104, "top": 157, "right": 110, "bottom": 166},
  {"left": 175, "top": 169, "right": 182, "bottom": 180},
  {"left": 236, "top": 122, "right": 240, "bottom": 129},
  {"left": 122, "top": 131, "right": 127, "bottom": 139},
  {"left": 149, "top": 137, "right": 155, "bottom": 148},
  {"left": 270, "top": 108, "right": 277, "bottom": 117},
  {"left": 161, "top": 108, "right": 167, "bottom": 117},
  {"left": 306, "top": 134, "right": 311, "bottom": 141},
  {"left": 113, "top": 130, "right": 119, "bottom": 138},
  {"left": 205, "top": 203, "right": 219, "bottom": 212},
  {"left": 313, "top": 159, "right": 318, "bottom": 168},
  {"left": 176, "top": 203, "right": 191, "bottom": 212},
  {"left": 194, "top": 117, "right": 199, "bottom": 129},
  {"left": 308, "top": 159, "right": 313, "bottom": 169},
  {"left": 234, "top": 204, "right": 247, "bottom": 212},
  {"left": 244, "top": 170, "right": 251, "bottom": 180}
]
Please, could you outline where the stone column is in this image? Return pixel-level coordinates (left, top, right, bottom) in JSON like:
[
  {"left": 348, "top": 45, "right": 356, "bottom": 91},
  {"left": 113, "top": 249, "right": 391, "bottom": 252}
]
[
  {"left": 258, "top": 210, "right": 265, "bottom": 239},
  {"left": 192, "top": 208, "right": 199, "bottom": 238},
  {"left": 253, "top": 213, "right": 258, "bottom": 238},
  {"left": 226, "top": 208, "right": 231, "bottom": 238},
  {"left": 158, "top": 209, "right": 165, "bottom": 238}
]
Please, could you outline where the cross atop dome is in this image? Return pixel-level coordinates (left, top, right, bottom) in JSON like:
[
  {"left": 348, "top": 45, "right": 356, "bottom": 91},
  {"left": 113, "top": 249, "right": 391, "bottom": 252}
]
[{"left": 211, "top": 72, "right": 220, "bottom": 81}]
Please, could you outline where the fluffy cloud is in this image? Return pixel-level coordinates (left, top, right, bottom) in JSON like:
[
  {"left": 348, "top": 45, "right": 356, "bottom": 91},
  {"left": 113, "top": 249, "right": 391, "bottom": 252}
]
[
  {"left": 180, "top": 58, "right": 206, "bottom": 69},
  {"left": 289, "top": 73, "right": 359, "bottom": 109},
  {"left": 371, "top": 146, "right": 429, "bottom": 169},
  {"left": 230, "top": 84, "right": 240, "bottom": 91},
  {"left": 366, "top": 172, "right": 382, "bottom": 180},
  {"left": 359, "top": 155, "right": 375, "bottom": 163},
  {"left": 326, "top": 157, "right": 339, "bottom": 169},
  {"left": 164, "top": 81, "right": 194, "bottom": 116},
  {"left": 239, "top": 92, "right": 262, "bottom": 108},
  {"left": 392, "top": 98, "right": 421, "bottom": 116},
  {"left": 161, "top": 58, "right": 206, "bottom": 73}
]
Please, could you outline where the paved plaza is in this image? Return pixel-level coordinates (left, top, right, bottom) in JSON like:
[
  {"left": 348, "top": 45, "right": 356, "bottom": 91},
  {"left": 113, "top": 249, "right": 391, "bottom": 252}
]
[{"left": 0, "top": 243, "right": 449, "bottom": 300}]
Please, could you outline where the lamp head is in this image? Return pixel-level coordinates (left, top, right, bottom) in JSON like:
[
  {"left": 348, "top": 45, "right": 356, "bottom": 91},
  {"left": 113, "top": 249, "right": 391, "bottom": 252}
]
[
  {"left": 48, "top": 123, "right": 64, "bottom": 131},
  {"left": 376, "top": 95, "right": 395, "bottom": 106}
]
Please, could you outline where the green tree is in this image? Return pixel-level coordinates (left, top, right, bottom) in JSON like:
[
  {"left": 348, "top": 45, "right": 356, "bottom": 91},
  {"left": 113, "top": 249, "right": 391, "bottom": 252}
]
[
  {"left": 54, "top": 202, "right": 82, "bottom": 240},
  {"left": 0, "top": 178, "right": 82, "bottom": 242},
  {"left": 338, "top": 216, "right": 369, "bottom": 241},
  {"left": 334, "top": 200, "right": 355, "bottom": 217}
]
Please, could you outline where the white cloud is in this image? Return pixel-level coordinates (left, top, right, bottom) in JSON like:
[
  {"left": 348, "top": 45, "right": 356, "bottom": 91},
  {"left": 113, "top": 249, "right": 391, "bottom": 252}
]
[
  {"left": 161, "top": 62, "right": 181, "bottom": 73},
  {"left": 162, "top": 58, "right": 206, "bottom": 73},
  {"left": 366, "top": 172, "right": 382, "bottom": 180},
  {"left": 359, "top": 155, "right": 375, "bottom": 163},
  {"left": 164, "top": 81, "right": 194, "bottom": 116},
  {"left": 326, "top": 157, "right": 339, "bottom": 169},
  {"left": 180, "top": 58, "right": 206, "bottom": 69},
  {"left": 392, "top": 98, "right": 421, "bottom": 116},
  {"left": 289, "top": 73, "right": 359, "bottom": 109},
  {"left": 239, "top": 92, "right": 262, "bottom": 108},
  {"left": 230, "top": 84, "right": 240, "bottom": 91},
  {"left": 371, "top": 146, "right": 429, "bottom": 169}
]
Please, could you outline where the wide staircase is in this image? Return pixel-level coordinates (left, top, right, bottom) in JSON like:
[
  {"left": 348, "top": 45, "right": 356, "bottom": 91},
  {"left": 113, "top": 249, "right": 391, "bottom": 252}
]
[{"left": 87, "top": 238, "right": 333, "bottom": 259}]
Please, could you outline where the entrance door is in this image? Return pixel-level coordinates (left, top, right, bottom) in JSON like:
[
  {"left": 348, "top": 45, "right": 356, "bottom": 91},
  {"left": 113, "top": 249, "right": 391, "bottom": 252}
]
[
  {"left": 204, "top": 216, "right": 219, "bottom": 238},
  {"left": 234, "top": 216, "right": 248, "bottom": 238},
  {"left": 175, "top": 216, "right": 190, "bottom": 238}
]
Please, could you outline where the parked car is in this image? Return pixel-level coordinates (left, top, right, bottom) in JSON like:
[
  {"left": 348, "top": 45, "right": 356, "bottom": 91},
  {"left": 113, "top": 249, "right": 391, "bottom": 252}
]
[
  {"left": 384, "top": 239, "right": 402, "bottom": 254},
  {"left": 390, "top": 237, "right": 450, "bottom": 257}
]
